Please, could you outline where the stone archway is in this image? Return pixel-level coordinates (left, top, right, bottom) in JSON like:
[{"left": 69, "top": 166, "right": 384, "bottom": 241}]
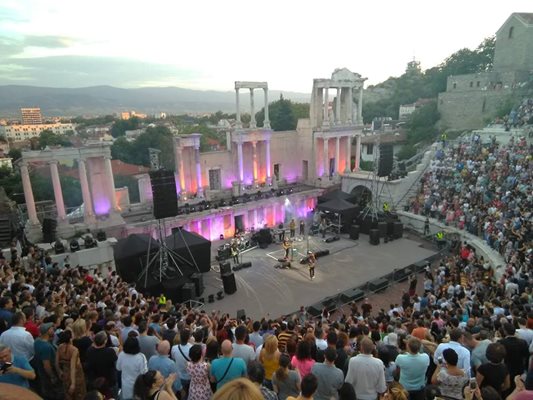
[{"left": 350, "top": 185, "right": 372, "bottom": 207}]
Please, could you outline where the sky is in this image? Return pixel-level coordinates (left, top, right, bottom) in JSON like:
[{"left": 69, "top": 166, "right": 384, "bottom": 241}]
[{"left": 0, "top": 0, "right": 531, "bottom": 93}]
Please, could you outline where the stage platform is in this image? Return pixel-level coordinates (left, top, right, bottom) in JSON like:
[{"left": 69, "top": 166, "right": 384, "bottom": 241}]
[{"left": 202, "top": 232, "right": 438, "bottom": 320}]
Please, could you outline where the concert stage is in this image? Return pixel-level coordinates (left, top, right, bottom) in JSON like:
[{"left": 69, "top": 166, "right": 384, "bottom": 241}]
[{"left": 202, "top": 232, "right": 438, "bottom": 320}]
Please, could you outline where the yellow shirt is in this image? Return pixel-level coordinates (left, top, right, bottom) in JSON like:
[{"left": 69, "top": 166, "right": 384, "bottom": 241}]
[{"left": 261, "top": 355, "right": 280, "bottom": 380}]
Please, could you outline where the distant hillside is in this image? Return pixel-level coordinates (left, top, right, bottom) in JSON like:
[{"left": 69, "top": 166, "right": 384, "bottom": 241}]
[{"left": 0, "top": 85, "right": 310, "bottom": 117}]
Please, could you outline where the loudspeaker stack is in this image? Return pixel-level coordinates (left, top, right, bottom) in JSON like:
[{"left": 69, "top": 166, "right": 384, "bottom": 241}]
[
  {"left": 369, "top": 229, "right": 380, "bottom": 245},
  {"left": 222, "top": 273, "right": 237, "bottom": 294},
  {"left": 349, "top": 225, "right": 360, "bottom": 240},
  {"left": 149, "top": 170, "right": 178, "bottom": 219},
  {"left": 378, "top": 144, "right": 394, "bottom": 177}
]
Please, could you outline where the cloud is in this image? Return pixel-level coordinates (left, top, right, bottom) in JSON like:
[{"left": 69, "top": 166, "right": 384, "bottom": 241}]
[
  {"left": 24, "top": 35, "right": 74, "bottom": 48},
  {"left": 0, "top": 55, "right": 203, "bottom": 88}
]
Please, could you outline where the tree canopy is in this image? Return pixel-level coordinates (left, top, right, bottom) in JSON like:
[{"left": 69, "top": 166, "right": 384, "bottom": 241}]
[
  {"left": 111, "top": 116, "right": 140, "bottom": 138},
  {"left": 255, "top": 95, "right": 309, "bottom": 131}
]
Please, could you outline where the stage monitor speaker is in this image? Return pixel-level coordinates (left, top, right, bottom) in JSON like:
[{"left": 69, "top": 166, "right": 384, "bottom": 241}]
[
  {"left": 368, "top": 277, "right": 388, "bottom": 292},
  {"left": 150, "top": 170, "right": 178, "bottom": 219},
  {"left": 340, "top": 288, "right": 365, "bottom": 304},
  {"left": 369, "top": 229, "right": 380, "bottom": 245},
  {"left": 208, "top": 294, "right": 215, "bottom": 303},
  {"left": 180, "top": 283, "right": 195, "bottom": 302},
  {"left": 393, "top": 221, "right": 403, "bottom": 239},
  {"left": 42, "top": 218, "right": 57, "bottom": 243},
  {"left": 222, "top": 273, "right": 237, "bottom": 294},
  {"left": 413, "top": 260, "right": 428, "bottom": 272},
  {"left": 96, "top": 230, "right": 107, "bottom": 241},
  {"left": 315, "top": 249, "right": 330, "bottom": 258},
  {"left": 236, "top": 309, "right": 246, "bottom": 321},
  {"left": 349, "top": 225, "right": 360, "bottom": 240},
  {"left": 220, "top": 262, "right": 232, "bottom": 275},
  {"left": 307, "top": 304, "right": 322, "bottom": 318},
  {"left": 394, "top": 266, "right": 412, "bottom": 282},
  {"left": 324, "top": 236, "right": 340, "bottom": 243},
  {"left": 322, "top": 296, "right": 338, "bottom": 312},
  {"left": 239, "top": 261, "right": 252, "bottom": 269},
  {"left": 190, "top": 273, "right": 204, "bottom": 297},
  {"left": 378, "top": 144, "right": 394, "bottom": 177}
]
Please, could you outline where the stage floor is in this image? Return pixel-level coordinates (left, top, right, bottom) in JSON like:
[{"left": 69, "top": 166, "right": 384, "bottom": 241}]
[{"left": 202, "top": 233, "right": 437, "bottom": 320}]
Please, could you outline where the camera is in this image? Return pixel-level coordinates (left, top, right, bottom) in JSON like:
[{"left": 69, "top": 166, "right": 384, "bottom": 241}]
[
  {"left": 469, "top": 378, "right": 477, "bottom": 390},
  {"left": 0, "top": 362, "right": 12, "bottom": 372},
  {"left": 437, "top": 356, "right": 443, "bottom": 365}
]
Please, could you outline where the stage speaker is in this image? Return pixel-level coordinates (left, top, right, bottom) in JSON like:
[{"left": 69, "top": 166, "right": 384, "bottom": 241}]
[
  {"left": 307, "top": 304, "right": 322, "bottom": 318},
  {"left": 393, "top": 221, "right": 403, "bottom": 239},
  {"left": 340, "top": 288, "right": 365, "bottom": 304},
  {"left": 349, "top": 225, "right": 360, "bottom": 240},
  {"left": 220, "top": 262, "right": 232, "bottom": 275},
  {"left": 377, "top": 221, "right": 387, "bottom": 238},
  {"left": 315, "top": 249, "right": 330, "bottom": 258},
  {"left": 368, "top": 277, "right": 388, "bottom": 292},
  {"left": 42, "top": 218, "right": 57, "bottom": 243},
  {"left": 258, "top": 228, "right": 273, "bottom": 245},
  {"left": 322, "top": 296, "right": 338, "bottom": 312},
  {"left": 369, "top": 229, "right": 380, "bottom": 245},
  {"left": 236, "top": 309, "right": 246, "bottom": 321},
  {"left": 180, "top": 283, "right": 195, "bottom": 302},
  {"left": 324, "top": 236, "right": 340, "bottom": 243},
  {"left": 190, "top": 273, "right": 204, "bottom": 297},
  {"left": 222, "top": 273, "right": 237, "bottom": 294},
  {"left": 150, "top": 170, "right": 178, "bottom": 219},
  {"left": 413, "top": 260, "right": 428, "bottom": 272},
  {"left": 378, "top": 144, "right": 393, "bottom": 177},
  {"left": 394, "top": 266, "right": 412, "bottom": 282},
  {"left": 208, "top": 294, "right": 215, "bottom": 303},
  {"left": 96, "top": 230, "right": 107, "bottom": 241},
  {"left": 239, "top": 261, "right": 252, "bottom": 269}
]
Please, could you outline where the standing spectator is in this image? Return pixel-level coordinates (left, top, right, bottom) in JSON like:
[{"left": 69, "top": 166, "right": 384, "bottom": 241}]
[
  {"left": 117, "top": 337, "right": 148, "bottom": 400},
  {"left": 0, "top": 312, "right": 34, "bottom": 361},
  {"left": 287, "top": 373, "right": 318, "bottom": 400},
  {"left": 289, "top": 219, "right": 296, "bottom": 238},
  {"left": 161, "top": 318, "right": 177, "bottom": 344},
  {"left": 56, "top": 330, "right": 86, "bottom": 400},
  {"left": 212, "top": 377, "right": 263, "bottom": 400},
  {"left": 210, "top": 340, "right": 246, "bottom": 390},
  {"left": 0, "top": 297, "right": 14, "bottom": 332},
  {"left": 187, "top": 344, "right": 212, "bottom": 400},
  {"left": 431, "top": 348, "right": 468, "bottom": 400},
  {"left": 0, "top": 343, "right": 36, "bottom": 388},
  {"left": 171, "top": 328, "right": 192, "bottom": 393},
  {"left": 476, "top": 342, "right": 510, "bottom": 397},
  {"left": 273, "top": 353, "right": 300, "bottom": 400},
  {"left": 311, "top": 347, "right": 344, "bottom": 400},
  {"left": 232, "top": 325, "right": 256, "bottom": 365},
  {"left": 259, "top": 335, "right": 280, "bottom": 389},
  {"left": 138, "top": 320, "right": 160, "bottom": 362},
  {"left": 278, "top": 321, "right": 299, "bottom": 353},
  {"left": 120, "top": 316, "right": 138, "bottom": 343},
  {"left": 249, "top": 321, "right": 264, "bottom": 349},
  {"left": 291, "top": 341, "right": 315, "bottom": 379},
  {"left": 72, "top": 318, "right": 92, "bottom": 366},
  {"left": 345, "top": 338, "right": 387, "bottom": 400},
  {"left": 463, "top": 331, "right": 491, "bottom": 371},
  {"left": 433, "top": 329, "right": 471, "bottom": 375},
  {"left": 22, "top": 307, "right": 39, "bottom": 339},
  {"left": 395, "top": 337, "right": 430, "bottom": 400},
  {"left": 248, "top": 361, "right": 278, "bottom": 400},
  {"left": 85, "top": 331, "right": 118, "bottom": 399},
  {"left": 33, "top": 322, "right": 61, "bottom": 398},
  {"left": 133, "top": 370, "right": 178, "bottom": 400},
  {"left": 498, "top": 323, "right": 529, "bottom": 381},
  {"left": 148, "top": 340, "right": 181, "bottom": 395}
]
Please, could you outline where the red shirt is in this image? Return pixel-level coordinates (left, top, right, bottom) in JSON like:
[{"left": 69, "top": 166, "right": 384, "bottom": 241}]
[{"left": 25, "top": 320, "right": 40, "bottom": 338}]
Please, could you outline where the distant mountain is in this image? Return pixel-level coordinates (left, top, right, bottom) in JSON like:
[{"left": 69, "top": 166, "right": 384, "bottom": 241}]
[{"left": 0, "top": 85, "right": 310, "bottom": 117}]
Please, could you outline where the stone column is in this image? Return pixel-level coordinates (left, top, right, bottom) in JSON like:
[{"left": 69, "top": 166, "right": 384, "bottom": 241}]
[
  {"left": 265, "top": 139, "right": 272, "bottom": 184},
  {"left": 194, "top": 145, "right": 204, "bottom": 197},
  {"left": 322, "top": 138, "right": 329, "bottom": 177},
  {"left": 355, "top": 135, "right": 361, "bottom": 171},
  {"left": 104, "top": 156, "right": 118, "bottom": 212},
  {"left": 358, "top": 87, "right": 364, "bottom": 125},
  {"left": 252, "top": 141, "right": 258, "bottom": 183},
  {"left": 345, "top": 136, "right": 352, "bottom": 173},
  {"left": 235, "top": 89, "right": 242, "bottom": 128},
  {"left": 323, "top": 88, "right": 329, "bottom": 126},
  {"left": 335, "top": 136, "right": 340, "bottom": 175},
  {"left": 49, "top": 161, "right": 66, "bottom": 220},
  {"left": 177, "top": 147, "right": 186, "bottom": 195},
  {"left": 20, "top": 162, "right": 39, "bottom": 225},
  {"left": 347, "top": 86, "right": 353, "bottom": 124},
  {"left": 263, "top": 88, "right": 270, "bottom": 129},
  {"left": 335, "top": 87, "right": 341, "bottom": 125},
  {"left": 249, "top": 88, "right": 256, "bottom": 129},
  {"left": 237, "top": 141, "right": 244, "bottom": 182},
  {"left": 78, "top": 158, "right": 94, "bottom": 219}
]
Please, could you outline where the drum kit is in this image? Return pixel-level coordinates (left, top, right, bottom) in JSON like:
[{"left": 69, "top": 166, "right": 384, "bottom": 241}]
[{"left": 216, "top": 231, "right": 254, "bottom": 261}]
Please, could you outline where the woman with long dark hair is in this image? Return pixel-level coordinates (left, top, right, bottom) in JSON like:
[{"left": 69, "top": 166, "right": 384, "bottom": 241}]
[
  {"left": 272, "top": 353, "right": 300, "bottom": 400},
  {"left": 133, "top": 370, "right": 177, "bottom": 400},
  {"left": 56, "top": 329, "right": 86, "bottom": 400},
  {"left": 290, "top": 341, "right": 315, "bottom": 379}
]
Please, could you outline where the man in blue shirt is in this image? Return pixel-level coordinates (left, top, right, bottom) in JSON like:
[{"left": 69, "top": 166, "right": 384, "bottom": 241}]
[
  {"left": 210, "top": 340, "right": 246, "bottom": 390},
  {"left": 148, "top": 340, "right": 182, "bottom": 394},
  {"left": 0, "top": 343, "right": 36, "bottom": 388},
  {"left": 395, "top": 337, "right": 429, "bottom": 400}
]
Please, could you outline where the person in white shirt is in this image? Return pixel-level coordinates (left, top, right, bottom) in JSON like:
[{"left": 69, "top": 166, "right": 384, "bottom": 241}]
[
  {"left": 433, "top": 329, "right": 471, "bottom": 376},
  {"left": 171, "top": 328, "right": 193, "bottom": 389},
  {"left": 345, "top": 338, "right": 387, "bottom": 400},
  {"left": 0, "top": 311, "right": 34, "bottom": 361},
  {"left": 516, "top": 317, "right": 533, "bottom": 347}
]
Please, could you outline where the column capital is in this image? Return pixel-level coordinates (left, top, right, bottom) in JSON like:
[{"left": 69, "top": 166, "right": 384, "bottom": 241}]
[{"left": 48, "top": 159, "right": 59, "bottom": 165}]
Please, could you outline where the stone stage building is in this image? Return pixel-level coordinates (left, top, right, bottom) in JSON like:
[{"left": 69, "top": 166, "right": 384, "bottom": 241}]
[{"left": 21, "top": 69, "right": 367, "bottom": 243}]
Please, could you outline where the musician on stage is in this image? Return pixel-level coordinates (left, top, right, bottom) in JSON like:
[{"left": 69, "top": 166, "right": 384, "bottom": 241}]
[
  {"left": 282, "top": 238, "right": 291, "bottom": 259},
  {"left": 307, "top": 251, "right": 316, "bottom": 280},
  {"left": 230, "top": 240, "right": 240, "bottom": 265}
]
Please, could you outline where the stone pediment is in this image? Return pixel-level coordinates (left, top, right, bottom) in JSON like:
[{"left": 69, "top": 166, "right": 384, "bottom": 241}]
[{"left": 331, "top": 68, "right": 362, "bottom": 82}]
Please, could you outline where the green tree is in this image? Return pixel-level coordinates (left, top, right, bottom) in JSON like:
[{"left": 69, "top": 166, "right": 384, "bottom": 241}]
[
  {"left": 255, "top": 95, "right": 298, "bottom": 131},
  {"left": 111, "top": 116, "right": 140, "bottom": 138},
  {"left": 7, "top": 148, "right": 21, "bottom": 161},
  {"left": 38, "top": 129, "right": 72, "bottom": 148},
  {"left": 114, "top": 175, "right": 140, "bottom": 203}
]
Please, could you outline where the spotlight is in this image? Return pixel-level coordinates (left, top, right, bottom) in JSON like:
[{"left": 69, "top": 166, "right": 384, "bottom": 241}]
[{"left": 216, "top": 291, "right": 224, "bottom": 300}]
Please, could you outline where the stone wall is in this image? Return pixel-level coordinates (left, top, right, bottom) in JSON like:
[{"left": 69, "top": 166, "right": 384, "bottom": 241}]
[{"left": 494, "top": 15, "right": 533, "bottom": 73}]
